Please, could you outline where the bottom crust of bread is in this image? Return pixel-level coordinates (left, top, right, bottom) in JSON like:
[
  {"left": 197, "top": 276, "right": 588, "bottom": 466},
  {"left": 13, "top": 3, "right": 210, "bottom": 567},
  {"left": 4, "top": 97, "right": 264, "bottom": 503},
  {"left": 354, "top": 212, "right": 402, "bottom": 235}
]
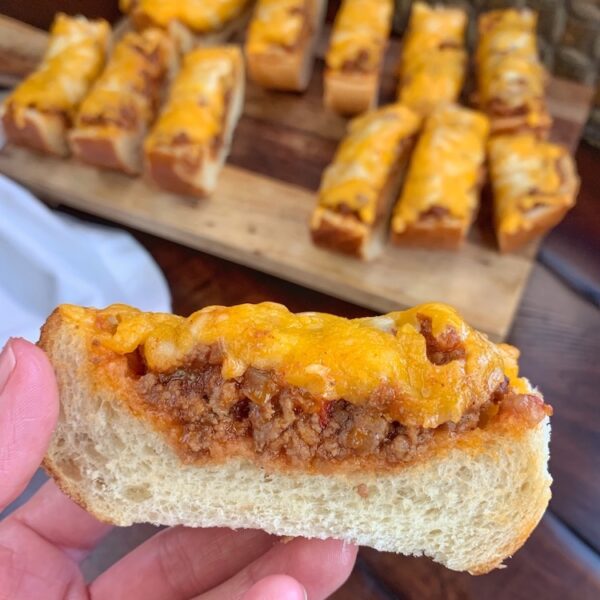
[
  {"left": 1, "top": 106, "right": 69, "bottom": 156},
  {"left": 145, "top": 147, "right": 218, "bottom": 197},
  {"left": 391, "top": 220, "right": 466, "bottom": 250},
  {"left": 310, "top": 208, "right": 370, "bottom": 257},
  {"left": 497, "top": 204, "right": 572, "bottom": 253},
  {"left": 247, "top": 47, "right": 313, "bottom": 92},
  {"left": 69, "top": 128, "right": 144, "bottom": 175},
  {"left": 323, "top": 70, "right": 378, "bottom": 116},
  {"left": 488, "top": 112, "right": 553, "bottom": 139},
  {"left": 40, "top": 308, "right": 552, "bottom": 575}
]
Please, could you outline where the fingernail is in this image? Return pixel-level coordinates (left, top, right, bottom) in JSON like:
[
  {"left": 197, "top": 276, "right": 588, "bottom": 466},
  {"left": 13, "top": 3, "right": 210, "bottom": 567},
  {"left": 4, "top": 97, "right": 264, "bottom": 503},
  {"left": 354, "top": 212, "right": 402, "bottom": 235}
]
[{"left": 0, "top": 340, "right": 16, "bottom": 395}]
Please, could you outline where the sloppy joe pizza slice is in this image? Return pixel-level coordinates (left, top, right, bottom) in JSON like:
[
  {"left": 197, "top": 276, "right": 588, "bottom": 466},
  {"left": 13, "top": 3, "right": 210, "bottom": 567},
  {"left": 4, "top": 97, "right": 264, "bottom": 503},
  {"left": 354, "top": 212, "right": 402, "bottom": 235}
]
[
  {"left": 245, "top": 0, "right": 326, "bottom": 91},
  {"left": 311, "top": 103, "right": 421, "bottom": 258},
  {"left": 144, "top": 45, "right": 244, "bottom": 198},
  {"left": 40, "top": 301, "right": 552, "bottom": 574},
  {"left": 476, "top": 8, "right": 551, "bottom": 136},
  {"left": 1, "top": 14, "right": 110, "bottom": 156},
  {"left": 324, "top": 0, "right": 393, "bottom": 115},
  {"left": 489, "top": 134, "right": 579, "bottom": 252},
  {"left": 397, "top": 2, "right": 467, "bottom": 117},
  {"left": 391, "top": 104, "right": 489, "bottom": 249},
  {"left": 69, "top": 28, "right": 175, "bottom": 174}
]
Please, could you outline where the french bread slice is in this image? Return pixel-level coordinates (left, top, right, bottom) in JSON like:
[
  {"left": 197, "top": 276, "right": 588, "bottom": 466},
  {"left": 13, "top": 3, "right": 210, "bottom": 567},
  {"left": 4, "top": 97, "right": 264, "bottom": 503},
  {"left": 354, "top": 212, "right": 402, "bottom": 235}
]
[
  {"left": 245, "top": 0, "right": 327, "bottom": 92},
  {"left": 40, "top": 309, "right": 551, "bottom": 575},
  {"left": 144, "top": 47, "right": 244, "bottom": 198}
]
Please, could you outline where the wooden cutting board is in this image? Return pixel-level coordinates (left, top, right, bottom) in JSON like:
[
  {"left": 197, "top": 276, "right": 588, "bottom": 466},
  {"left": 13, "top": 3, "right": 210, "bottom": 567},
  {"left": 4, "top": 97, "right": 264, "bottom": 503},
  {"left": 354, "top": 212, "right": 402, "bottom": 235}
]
[{"left": 0, "top": 15, "right": 593, "bottom": 340}]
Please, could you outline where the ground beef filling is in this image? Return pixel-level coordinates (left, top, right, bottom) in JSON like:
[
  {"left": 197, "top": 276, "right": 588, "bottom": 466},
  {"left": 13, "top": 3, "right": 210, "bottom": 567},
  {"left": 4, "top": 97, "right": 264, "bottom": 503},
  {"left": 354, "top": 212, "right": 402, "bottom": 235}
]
[{"left": 130, "top": 343, "right": 517, "bottom": 467}]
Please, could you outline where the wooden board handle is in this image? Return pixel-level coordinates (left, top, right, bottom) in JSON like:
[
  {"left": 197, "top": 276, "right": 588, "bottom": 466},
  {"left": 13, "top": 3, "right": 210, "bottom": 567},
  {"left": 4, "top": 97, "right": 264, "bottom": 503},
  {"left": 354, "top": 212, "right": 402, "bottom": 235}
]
[{"left": 0, "top": 14, "right": 47, "bottom": 86}]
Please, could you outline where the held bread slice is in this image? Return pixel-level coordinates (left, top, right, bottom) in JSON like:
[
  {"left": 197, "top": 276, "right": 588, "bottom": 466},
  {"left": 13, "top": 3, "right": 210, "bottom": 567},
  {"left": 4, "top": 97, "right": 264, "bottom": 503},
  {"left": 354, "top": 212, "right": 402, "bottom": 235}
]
[{"left": 39, "top": 305, "right": 552, "bottom": 574}]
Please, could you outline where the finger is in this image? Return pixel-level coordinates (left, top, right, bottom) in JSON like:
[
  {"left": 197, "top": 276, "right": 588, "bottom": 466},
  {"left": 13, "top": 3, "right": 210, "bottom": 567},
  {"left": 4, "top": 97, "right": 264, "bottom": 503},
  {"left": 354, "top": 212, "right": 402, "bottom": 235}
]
[
  {"left": 0, "top": 481, "right": 110, "bottom": 599},
  {"left": 241, "top": 575, "right": 306, "bottom": 600},
  {"left": 9, "top": 480, "right": 111, "bottom": 562},
  {"left": 198, "top": 538, "right": 357, "bottom": 600},
  {"left": 0, "top": 338, "right": 59, "bottom": 510},
  {"left": 90, "top": 526, "right": 276, "bottom": 600},
  {"left": 0, "top": 514, "right": 87, "bottom": 600}
]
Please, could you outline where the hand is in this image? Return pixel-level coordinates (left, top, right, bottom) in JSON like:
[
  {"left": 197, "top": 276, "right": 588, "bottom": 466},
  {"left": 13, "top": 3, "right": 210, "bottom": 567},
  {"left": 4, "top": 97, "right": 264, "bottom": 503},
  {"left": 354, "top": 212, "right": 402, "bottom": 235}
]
[{"left": 0, "top": 339, "right": 357, "bottom": 599}]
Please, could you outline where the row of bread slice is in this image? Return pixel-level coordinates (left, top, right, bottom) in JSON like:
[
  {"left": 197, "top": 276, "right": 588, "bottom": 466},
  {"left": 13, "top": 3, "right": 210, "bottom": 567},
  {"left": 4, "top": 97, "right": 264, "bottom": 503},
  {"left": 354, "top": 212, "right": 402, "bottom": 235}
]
[
  {"left": 1, "top": 14, "right": 244, "bottom": 197},
  {"left": 310, "top": 102, "right": 578, "bottom": 256}
]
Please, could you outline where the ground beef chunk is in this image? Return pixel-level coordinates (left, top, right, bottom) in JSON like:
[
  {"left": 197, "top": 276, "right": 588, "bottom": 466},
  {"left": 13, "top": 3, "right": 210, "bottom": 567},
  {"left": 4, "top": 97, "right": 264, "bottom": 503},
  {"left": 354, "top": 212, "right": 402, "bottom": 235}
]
[
  {"left": 498, "top": 393, "right": 552, "bottom": 426},
  {"left": 342, "top": 48, "right": 373, "bottom": 73},
  {"left": 417, "top": 314, "right": 466, "bottom": 365},
  {"left": 418, "top": 205, "right": 450, "bottom": 222}
]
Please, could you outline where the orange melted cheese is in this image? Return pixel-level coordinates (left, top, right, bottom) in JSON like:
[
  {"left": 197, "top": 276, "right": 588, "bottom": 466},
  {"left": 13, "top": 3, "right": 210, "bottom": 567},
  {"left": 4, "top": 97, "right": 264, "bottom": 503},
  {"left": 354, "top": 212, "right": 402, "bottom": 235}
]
[
  {"left": 398, "top": 3, "right": 467, "bottom": 116},
  {"left": 401, "top": 2, "right": 466, "bottom": 55},
  {"left": 392, "top": 105, "right": 489, "bottom": 233},
  {"left": 246, "top": 0, "right": 309, "bottom": 54},
  {"left": 58, "top": 301, "right": 534, "bottom": 429},
  {"left": 478, "top": 8, "right": 537, "bottom": 35},
  {"left": 6, "top": 14, "right": 109, "bottom": 117},
  {"left": 121, "top": 0, "right": 249, "bottom": 32},
  {"left": 476, "top": 9, "right": 549, "bottom": 129},
  {"left": 316, "top": 104, "right": 421, "bottom": 225},
  {"left": 145, "top": 46, "right": 240, "bottom": 148},
  {"left": 326, "top": 0, "right": 393, "bottom": 73},
  {"left": 489, "top": 134, "right": 577, "bottom": 234},
  {"left": 75, "top": 29, "right": 172, "bottom": 131}
]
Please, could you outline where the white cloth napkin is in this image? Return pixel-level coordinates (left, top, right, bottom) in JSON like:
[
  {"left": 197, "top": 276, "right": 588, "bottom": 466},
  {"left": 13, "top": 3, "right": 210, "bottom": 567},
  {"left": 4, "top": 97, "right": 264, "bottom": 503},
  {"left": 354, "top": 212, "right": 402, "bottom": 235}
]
[{"left": 0, "top": 174, "right": 171, "bottom": 345}]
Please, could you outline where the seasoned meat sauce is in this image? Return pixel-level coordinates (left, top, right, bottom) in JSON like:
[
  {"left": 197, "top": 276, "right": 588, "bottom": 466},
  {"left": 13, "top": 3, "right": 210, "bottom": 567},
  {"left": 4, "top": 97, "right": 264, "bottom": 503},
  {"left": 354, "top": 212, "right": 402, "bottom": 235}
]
[{"left": 127, "top": 316, "right": 549, "bottom": 468}]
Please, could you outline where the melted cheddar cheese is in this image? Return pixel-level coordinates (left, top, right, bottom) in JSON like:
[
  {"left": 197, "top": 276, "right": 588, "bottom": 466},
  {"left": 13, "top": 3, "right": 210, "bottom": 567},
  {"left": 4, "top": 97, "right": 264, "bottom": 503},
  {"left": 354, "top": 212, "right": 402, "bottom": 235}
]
[
  {"left": 478, "top": 8, "right": 537, "bottom": 35},
  {"left": 392, "top": 105, "right": 489, "bottom": 233},
  {"left": 399, "top": 52, "right": 466, "bottom": 116},
  {"left": 246, "top": 0, "right": 308, "bottom": 54},
  {"left": 145, "top": 46, "right": 241, "bottom": 148},
  {"left": 489, "top": 134, "right": 577, "bottom": 234},
  {"left": 316, "top": 104, "right": 421, "bottom": 225},
  {"left": 6, "top": 14, "right": 109, "bottom": 117},
  {"left": 476, "top": 28, "right": 536, "bottom": 64},
  {"left": 326, "top": 0, "right": 393, "bottom": 73},
  {"left": 398, "top": 3, "right": 467, "bottom": 116},
  {"left": 121, "top": 0, "right": 249, "bottom": 32},
  {"left": 58, "top": 301, "right": 534, "bottom": 429},
  {"left": 476, "top": 8, "right": 549, "bottom": 131},
  {"left": 401, "top": 2, "right": 466, "bottom": 56},
  {"left": 75, "top": 29, "right": 172, "bottom": 131}
]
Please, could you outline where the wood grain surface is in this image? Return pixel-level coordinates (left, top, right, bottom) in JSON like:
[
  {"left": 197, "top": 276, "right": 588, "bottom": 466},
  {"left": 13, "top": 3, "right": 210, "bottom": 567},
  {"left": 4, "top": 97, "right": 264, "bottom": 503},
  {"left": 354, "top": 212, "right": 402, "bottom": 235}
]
[{"left": 0, "top": 16, "right": 593, "bottom": 341}]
